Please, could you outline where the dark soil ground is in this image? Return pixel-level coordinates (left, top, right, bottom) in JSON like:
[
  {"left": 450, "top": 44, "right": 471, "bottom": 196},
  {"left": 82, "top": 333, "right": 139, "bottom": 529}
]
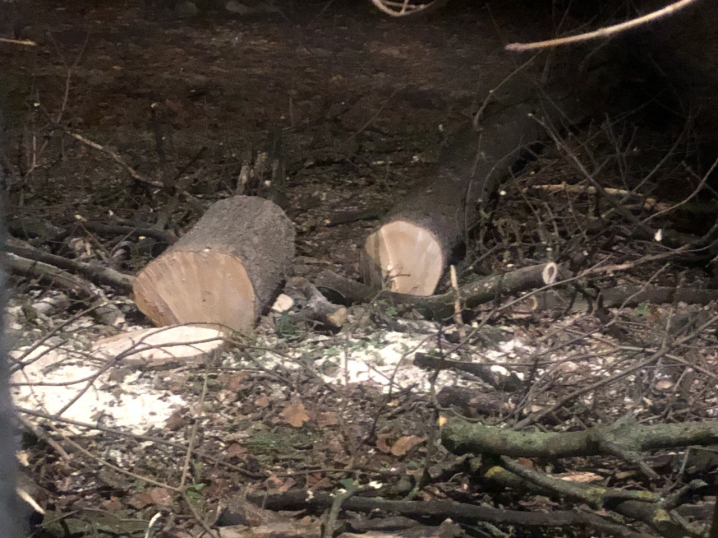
[{"left": 1, "top": 0, "right": 548, "bottom": 279}]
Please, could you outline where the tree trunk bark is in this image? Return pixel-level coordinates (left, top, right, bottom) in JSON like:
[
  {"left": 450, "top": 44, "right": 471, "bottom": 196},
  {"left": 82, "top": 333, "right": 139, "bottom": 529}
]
[
  {"left": 361, "top": 90, "right": 543, "bottom": 295},
  {"left": 133, "top": 195, "right": 295, "bottom": 334}
]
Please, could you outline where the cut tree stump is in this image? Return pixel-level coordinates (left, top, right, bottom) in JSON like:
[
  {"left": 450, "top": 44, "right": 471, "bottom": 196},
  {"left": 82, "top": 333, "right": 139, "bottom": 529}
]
[{"left": 133, "top": 195, "right": 295, "bottom": 334}]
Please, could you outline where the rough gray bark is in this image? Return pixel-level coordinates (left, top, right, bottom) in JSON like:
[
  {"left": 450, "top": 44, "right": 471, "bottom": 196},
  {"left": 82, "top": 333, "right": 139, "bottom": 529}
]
[{"left": 133, "top": 195, "right": 295, "bottom": 333}]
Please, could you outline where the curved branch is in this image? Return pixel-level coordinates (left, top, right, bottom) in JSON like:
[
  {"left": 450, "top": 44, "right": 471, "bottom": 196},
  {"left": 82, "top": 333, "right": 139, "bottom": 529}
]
[{"left": 506, "top": 0, "right": 702, "bottom": 52}]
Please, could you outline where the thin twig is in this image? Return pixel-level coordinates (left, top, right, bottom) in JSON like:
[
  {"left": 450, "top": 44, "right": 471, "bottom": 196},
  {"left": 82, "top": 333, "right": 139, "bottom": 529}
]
[
  {"left": 17, "top": 406, "right": 265, "bottom": 478},
  {"left": 0, "top": 37, "right": 36, "bottom": 46},
  {"left": 644, "top": 156, "right": 718, "bottom": 222},
  {"left": 64, "top": 130, "right": 164, "bottom": 188},
  {"left": 180, "top": 374, "right": 208, "bottom": 489},
  {"left": 515, "top": 312, "right": 718, "bottom": 428},
  {"left": 44, "top": 422, "right": 182, "bottom": 491}
]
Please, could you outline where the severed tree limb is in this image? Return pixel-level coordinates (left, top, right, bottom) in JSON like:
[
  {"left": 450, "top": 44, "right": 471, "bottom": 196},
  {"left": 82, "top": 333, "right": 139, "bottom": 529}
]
[
  {"left": 17, "top": 406, "right": 265, "bottom": 479},
  {"left": 81, "top": 221, "right": 178, "bottom": 245},
  {"left": 244, "top": 490, "right": 650, "bottom": 538},
  {"left": 506, "top": 0, "right": 702, "bottom": 52},
  {"left": 45, "top": 116, "right": 201, "bottom": 212},
  {"left": 414, "top": 352, "right": 524, "bottom": 392},
  {"left": 523, "top": 183, "right": 671, "bottom": 212},
  {"left": 0, "top": 37, "right": 37, "bottom": 46},
  {"left": 513, "top": 311, "right": 718, "bottom": 429},
  {"left": 611, "top": 498, "right": 703, "bottom": 538},
  {"left": 6, "top": 253, "right": 124, "bottom": 325},
  {"left": 60, "top": 131, "right": 163, "bottom": 189},
  {"left": 284, "top": 277, "right": 347, "bottom": 330},
  {"left": 370, "top": 0, "right": 449, "bottom": 19},
  {"left": 322, "top": 207, "right": 387, "bottom": 227},
  {"left": 6, "top": 238, "right": 134, "bottom": 294},
  {"left": 315, "top": 263, "right": 558, "bottom": 321},
  {"left": 491, "top": 458, "right": 701, "bottom": 538},
  {"left": 442, "top": 418, "right": 718, "bottom": 461},
  {"left": 437, "top": 387, "right": 514, "bottom": 417},
  {"left": 7, "top": 252, "right": 97, "bottom": 299},
  {"left": 499, "top": 456, "right": 660, "bottom": 507}
]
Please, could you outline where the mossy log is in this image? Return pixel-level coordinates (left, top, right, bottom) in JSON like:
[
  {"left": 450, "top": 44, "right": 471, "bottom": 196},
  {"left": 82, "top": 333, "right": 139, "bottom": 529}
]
[{"left": 442, "top": 418, "right": 718, "bottom": 459}]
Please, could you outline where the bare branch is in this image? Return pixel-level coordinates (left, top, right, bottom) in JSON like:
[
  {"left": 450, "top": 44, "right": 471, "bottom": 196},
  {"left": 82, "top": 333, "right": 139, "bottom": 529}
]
[{"left": 506, "top": 0, "right": 702, "bottom": 52}]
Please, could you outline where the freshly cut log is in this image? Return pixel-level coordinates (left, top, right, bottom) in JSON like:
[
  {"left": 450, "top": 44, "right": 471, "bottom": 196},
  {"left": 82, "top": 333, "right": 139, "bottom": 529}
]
[
  {"left": 133, "top": 196, "right": 295, "bottom": 334},
  {"left": 362, "top": 97, "right": 543, "bottom": 295}
]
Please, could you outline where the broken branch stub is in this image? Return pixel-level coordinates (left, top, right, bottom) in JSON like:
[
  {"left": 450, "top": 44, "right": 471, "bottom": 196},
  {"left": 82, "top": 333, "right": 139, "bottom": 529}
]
[{"left": 133, "top": 195, "right": 295, "bottom": 334}]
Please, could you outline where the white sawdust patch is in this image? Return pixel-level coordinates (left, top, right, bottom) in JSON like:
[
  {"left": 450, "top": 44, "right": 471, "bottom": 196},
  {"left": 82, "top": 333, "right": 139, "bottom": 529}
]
[
  {"left": 12, "top": 316, "right": 532, "bottom": 433},
  {"left": 11, "top": 342, "right": 186, "bottom": 435},
  {"left": 229, "top": 329, "right": 532, "bottom": 393}
]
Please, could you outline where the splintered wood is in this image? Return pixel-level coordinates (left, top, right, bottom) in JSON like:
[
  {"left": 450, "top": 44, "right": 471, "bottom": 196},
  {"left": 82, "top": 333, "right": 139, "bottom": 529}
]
[{"left": 133, "top": 195, "right": 295, "bottom": 334}]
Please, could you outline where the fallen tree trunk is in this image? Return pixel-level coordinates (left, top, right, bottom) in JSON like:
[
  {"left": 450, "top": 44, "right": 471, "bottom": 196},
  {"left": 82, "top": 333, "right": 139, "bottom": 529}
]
[
  {"left": 133, "top": 195, "right": 295, "bottom": 334},
  {"left": 360, "top": 90, "right": 544, "bottom": 296}
]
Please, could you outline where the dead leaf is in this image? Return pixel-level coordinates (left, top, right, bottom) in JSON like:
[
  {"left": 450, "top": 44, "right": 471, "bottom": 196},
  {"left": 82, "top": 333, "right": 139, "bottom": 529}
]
[
  {"left": 221, "top": 373, "right": 248, "bottom": 392},
  {"left": 655, "top": 379, "right": 674, "bottom": 390},
  {"left": 390, "top": 435, "right": 426, "bottom": 457},
  {"left": 615, "top": 471, "right": 637, "bottom": 480},
  {"left": 226, "top": 443, "right": 247, "bottom": 459},
  {"left": 149, "top": 487, "right": 173, "bottom": 506},
  {"left": 100, "top": 497, "right": 123, "bottom": 513},
  {"left": 306, "top": 473, "right": 324, "bottom": 487},
  {"left": 376, "top": 433, "right": 392, "bottom": 454},
  {"left": 557, "top": 472, "right": 602, "bottom": 483},
  {"left": 165, "top": 410, "right": 186, "bottom": 431},
  {"left": 281, "top": 400, "right": 310, "bottom": 427},
  {"left": 264, "top": 473, "right": 296, "bottom": 492},
  {"left": 255, "top": 394, "right": 270, "bottom": 408},
  {"left": 323, "top": 433, "right": 345, "bottom": 455},
  {"left": 316, "top": 411, "right": 339, "bottom": 427},
  {"left": 216, "top": 390, "right": 236, "bottom": 404},
  {"left": 127, "top": 491, "right": 153, "bottom": 509},
  {"left": 278, "top": 477, "right": 296, "bottom": 493}
]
